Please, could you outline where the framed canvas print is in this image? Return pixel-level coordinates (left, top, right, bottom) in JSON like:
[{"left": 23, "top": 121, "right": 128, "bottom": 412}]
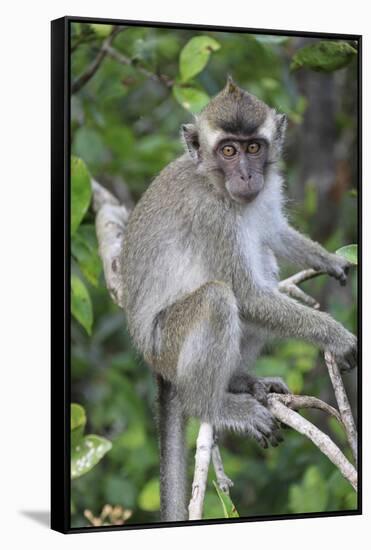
[{"left": 51, "top": 16, "right": 361, "bottom": 533}]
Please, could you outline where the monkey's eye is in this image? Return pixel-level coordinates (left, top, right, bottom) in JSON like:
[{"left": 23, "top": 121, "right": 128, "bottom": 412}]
[
  {"left": 247, "top": 142, "right": 260, "bottom": 154},
  {"left": 221, "top": 145, "right": 237, "bottom": 157}
]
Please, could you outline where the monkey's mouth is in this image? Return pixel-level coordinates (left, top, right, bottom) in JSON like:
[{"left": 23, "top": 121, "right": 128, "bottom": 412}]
[{"left": 226, "top": 175, "right": 263, "bottom": 203}]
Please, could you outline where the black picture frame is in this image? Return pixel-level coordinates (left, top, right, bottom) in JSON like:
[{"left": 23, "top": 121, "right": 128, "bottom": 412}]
[{"left": 51, "top": 15, "right": 362, "bottom": 534}]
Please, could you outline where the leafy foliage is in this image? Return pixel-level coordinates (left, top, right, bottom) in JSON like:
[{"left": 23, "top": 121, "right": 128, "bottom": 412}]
[
  {"left": 173, "top": 84, "right": 210, "bottom": 113},
  {"left": 70, "top": 22, "right": 358, "bottom": 527},
  {"left": 71, "top": 404, "right": 112, "bottom": 480},
  {"left": 336, "top": 244, "right": 358, "bottom": 265},
  {"left": 71, "top": 274, "right": 93, "bottom": 335},
  {"left": 179, "top": 36, "right": 221, "bottom": 82},
  {"left": 72, "top": 225, "right": 101, "bottom": 287},
  {"left": 213, "top": 482, "right": 239, "bottom": 518},
  {"left": 291, "top": 41, "right": 357, "bottom": 72},
  {"left": 71, "top": 156, "right": 92, "bottom": 235}
]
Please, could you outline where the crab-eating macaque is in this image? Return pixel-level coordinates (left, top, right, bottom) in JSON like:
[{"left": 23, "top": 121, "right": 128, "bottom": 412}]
[{"left": 121, "top": 78, "right": 357, "bottom": 521}]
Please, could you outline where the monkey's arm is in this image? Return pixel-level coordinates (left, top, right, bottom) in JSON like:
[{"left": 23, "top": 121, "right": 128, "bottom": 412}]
[
  {"left": 240, "top": 287, "right": 357, "bottom": 372},
  {"left": 272, "top": 224, "right": 350, "bottom": 285}
]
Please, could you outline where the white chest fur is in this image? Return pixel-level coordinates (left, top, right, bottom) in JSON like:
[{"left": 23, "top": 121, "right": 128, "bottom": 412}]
[{"left": 237, "top": 204, "right": 279, "bottom": 289}]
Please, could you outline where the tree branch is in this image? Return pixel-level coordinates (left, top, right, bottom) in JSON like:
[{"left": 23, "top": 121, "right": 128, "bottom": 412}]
[
  {"left": 278, "top": 269, "right": 325, "bottom": 309},
  {"left": 92, "top": 180, "right": 130, "bottom": 308},
  {"left": 270, "top": 392, "right": 342, "bottom": 423},
  {"left": 325, "top": 351, "right": 358, "bottom": 464},
  {"left": 103, "top": 45, "right": 174, "bottom": 87},
  {"left": 268, "top": 396, "right": 357, "bottom": 491},
  {"left": 188, "top": 423, "right": 214, "bottom": 520},
  {"left": 71, "top": 27, "right": 124, "bottom": 94}
]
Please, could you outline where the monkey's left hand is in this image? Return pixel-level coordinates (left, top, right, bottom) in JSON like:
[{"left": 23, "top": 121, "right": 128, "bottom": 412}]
[{"left": 319, "top": 254, "right": 351, "bottom": 287}]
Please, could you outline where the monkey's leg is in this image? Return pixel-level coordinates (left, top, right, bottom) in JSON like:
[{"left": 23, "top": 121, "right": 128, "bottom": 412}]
[{"left": 158, "top": 281, "right": 282, "bottom": 447}]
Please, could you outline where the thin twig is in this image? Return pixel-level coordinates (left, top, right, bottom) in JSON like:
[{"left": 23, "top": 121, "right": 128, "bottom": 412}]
[
  {"left": 270, "top": 392, "right": 342, "bottom": 423},
  {"left": 188, "top": 423, "right": 214, "bottom": 520},
  {"left": 325, "top": 351, "right": 358, "bottom": 464},
  {"left": 279, "top": 269, "right": 325, "bottom": 308},
  {"left": 268, "top": 397, "right": 357, "bottom": 491},
  {"left": 71, "top": 26, "right": 124, "bottom": 94},
  {"left": 103, "top": 45, "right": 174, "bottom": 87},
  {"left": 211, "top": 437, "right": 233, "bottom": 494},
  {"left": 280, "top": 269, "right": 325, "bottom": 286}
]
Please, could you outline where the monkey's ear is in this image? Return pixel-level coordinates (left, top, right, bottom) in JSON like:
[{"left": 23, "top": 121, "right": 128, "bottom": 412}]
[
  {"left": 181, "top": 123, "right": 200, "bottom": 163},
  {"left": 275, "top": 113, "right": 287, "bottom": 145}
]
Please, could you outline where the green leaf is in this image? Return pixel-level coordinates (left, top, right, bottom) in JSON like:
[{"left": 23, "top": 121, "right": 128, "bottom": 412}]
[
  {"left": 138, "top": 478, "right": 160, "bottom": 511},
  {"left": 71, "top": 274, "right": 93, "bottom": 335},
  {"left": 179, "top": 36, "right": 220, "bottom": 82},
  {"left": 173, "top": 85, "right": 210, "bottom": 113},
  {"left": 212, "top": 481, "right": 239, "bottom": 518},
  {"left": 336, "top": 244, "right": 358, "bottom": 265},
  {"left": 71, "top": 225, "right": 101, "bottom": 286},
  {"left": 288, "top": 466, "right": 328, "bottom": 513},
  {"left": 71, "top": 156, "right": 92, "bottom": 235},
  {"left": 71, "top": 403, "right": 86, "bottom": 448},
  {"left": 71, "top": 403, "right": 86, "bottom": 431},
  {"left": 291, "top": 41, "right": 357, "bottom": 72},
  {"left": 90, "top": 24, "right": 112, "bottom": 38},
  {"left": 71, "top": 435, "right": 112, "bottom": 479}
]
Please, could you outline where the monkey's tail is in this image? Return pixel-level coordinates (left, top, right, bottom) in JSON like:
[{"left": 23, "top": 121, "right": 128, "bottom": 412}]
[{"left": 157, "top": 375, "right": 188, "bottom": 522}]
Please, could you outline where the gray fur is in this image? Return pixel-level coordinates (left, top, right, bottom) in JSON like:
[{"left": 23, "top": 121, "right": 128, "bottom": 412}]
[{"left": 121, "top": 79, "right": 357, "bottom": 520}]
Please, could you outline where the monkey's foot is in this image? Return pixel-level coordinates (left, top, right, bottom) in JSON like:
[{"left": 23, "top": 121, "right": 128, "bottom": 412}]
[
  {"left": 229, "top": 374, "right": 289, "bottom": 405},
  {"left": 247, "top": 401, "right": 284, "bottom": 448},
  {"left": 217, "top": 474, "right": 234, "bottom": 492}
]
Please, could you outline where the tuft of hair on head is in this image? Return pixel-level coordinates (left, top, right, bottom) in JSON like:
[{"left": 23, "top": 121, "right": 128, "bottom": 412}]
[
  {"left": 223, "top": 75, "right": 242, "bottom": 96},
  {"left": 198, "top": 77, "right": 269, "bottom": 137}
]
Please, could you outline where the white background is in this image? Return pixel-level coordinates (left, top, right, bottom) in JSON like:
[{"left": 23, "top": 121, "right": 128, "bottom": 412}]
[{"left": 1, "top": 1, "right": 369, "bottom": 548}]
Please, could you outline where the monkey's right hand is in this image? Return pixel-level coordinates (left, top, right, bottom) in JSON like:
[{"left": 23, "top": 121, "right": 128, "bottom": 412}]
[
  {"left": 248, "top": 402, "right": 284, "bottom": 449},
  {"left": 328, "top": 324, "right": 357, "bottom": 373},
  {"left": 322, "top": 253, "right": 351, "bottom": 287}
]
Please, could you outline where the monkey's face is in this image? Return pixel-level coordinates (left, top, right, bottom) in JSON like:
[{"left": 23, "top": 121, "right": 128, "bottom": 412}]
[
  {"left": 181, "top": 78, "right": 287, "bottom": 204},
  {"left": 214, "top": 137, "right": 268, "bottom": 203}
]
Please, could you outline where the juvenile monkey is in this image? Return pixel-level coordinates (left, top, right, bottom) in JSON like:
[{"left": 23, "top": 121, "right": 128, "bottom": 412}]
[{"left": 121, "top": 78, "right": 357, "bottom": 521}]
